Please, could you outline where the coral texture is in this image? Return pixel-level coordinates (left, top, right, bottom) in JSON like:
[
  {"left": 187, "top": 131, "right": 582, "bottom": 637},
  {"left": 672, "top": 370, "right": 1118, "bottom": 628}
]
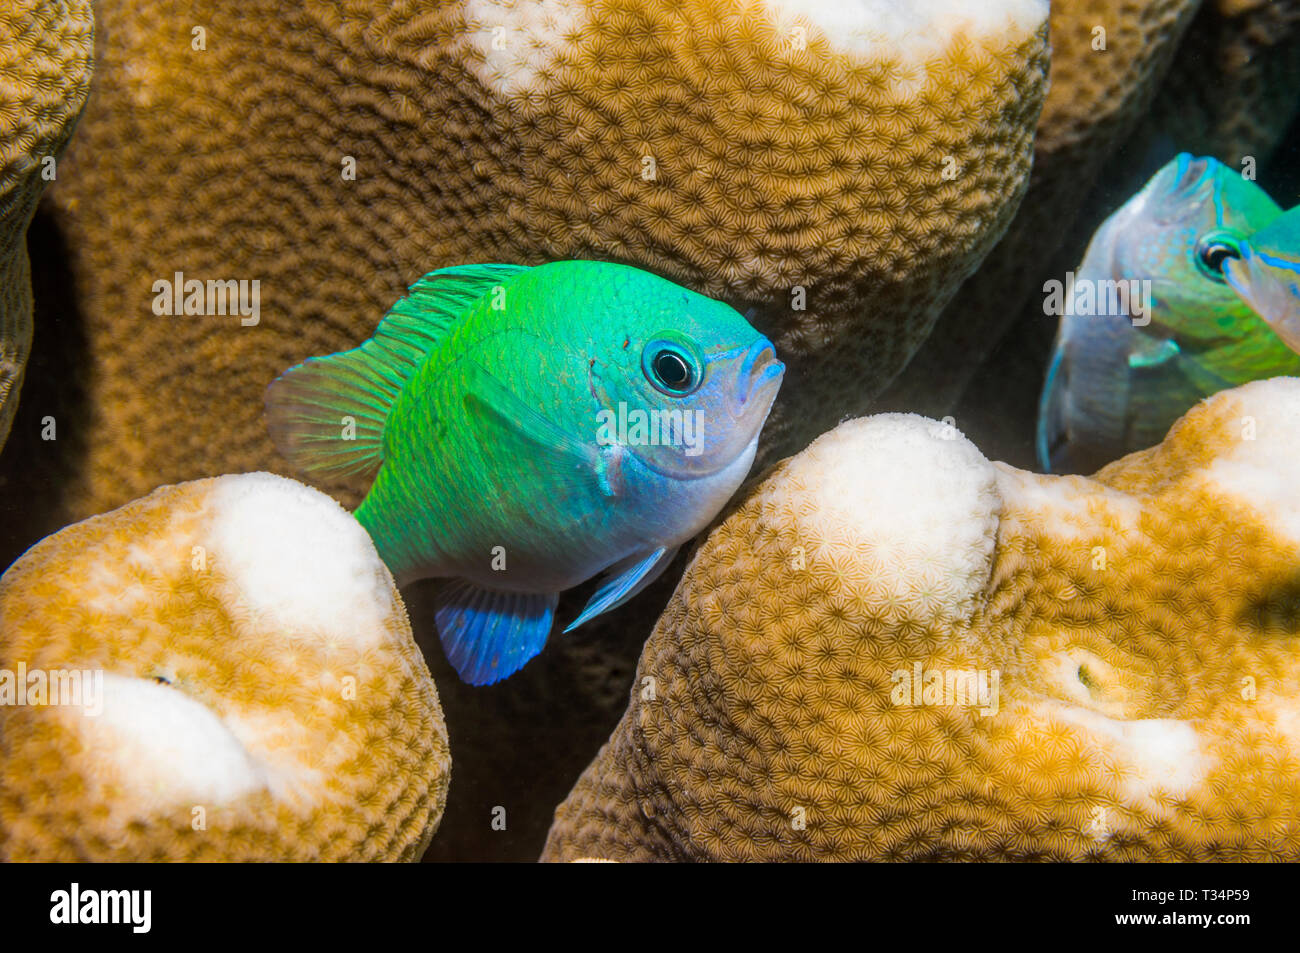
[
  {"left": 0, "top": 472, "right": 449, "bottom": 861},
  {"left": 0, "top": 0, "right": 93, "bottom": 449},
  {"left": 1140, "top": 0, "right": 1300, "bottom": 166},
  {"left": 2, "top": 2, "right": 1051, "bottom": 861},
  {"left": 28, "top": 0, "right": 1048, "bottom": 526},
  {"left": 544, "top": 378, "right": 1300, "bottom": 861}
]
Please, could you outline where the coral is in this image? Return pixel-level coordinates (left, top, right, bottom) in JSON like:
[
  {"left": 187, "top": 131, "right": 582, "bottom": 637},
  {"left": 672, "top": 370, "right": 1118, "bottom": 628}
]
[
  {"left": 0, "top": 472, "right": 449, "bottom": 861},
  {"left": 544, "top": 379, "right": 1300, "bottom": 861},
  {"left": 22, "top": 0, "right": 1049, "bottom": 528},
  {"left": 877, "top": 0, "right": 1203, "bottom": 419},
  {"left": 1139, "top": 0, "right": 1300, "bottom": 167},
  {"left": 0, "top": 0, "right": 93, "bottom": 450}
]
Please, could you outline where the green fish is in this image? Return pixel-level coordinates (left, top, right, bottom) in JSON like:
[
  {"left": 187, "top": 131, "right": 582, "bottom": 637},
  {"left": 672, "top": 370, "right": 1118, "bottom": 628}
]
[
  {"left": 1037, "top": 154, "right": 1300, "bottom": 473},
  {"left": 266, "top": 261, "right": 784, "bottom": 685},
  {"left": 1226, "top": 205, "right": 1300, "bottom": 353}
]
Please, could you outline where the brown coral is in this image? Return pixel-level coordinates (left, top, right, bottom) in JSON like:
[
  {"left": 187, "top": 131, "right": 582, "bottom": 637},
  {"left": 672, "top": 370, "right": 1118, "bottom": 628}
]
[
  {"left": 0, "top": 1, "right": 1051, "bottom": 861},
  {"left": 1136, "top": 0, "right": 1300, "bottom": 170},
  {"left": 0, "top": 0, "right": 93, "bottom": 449},
  {"left": 0, "top": 472, "right": 449, "bottom": 861},
  {"left": 544, "top": 378, "right": 1300, "bottom": 861}
]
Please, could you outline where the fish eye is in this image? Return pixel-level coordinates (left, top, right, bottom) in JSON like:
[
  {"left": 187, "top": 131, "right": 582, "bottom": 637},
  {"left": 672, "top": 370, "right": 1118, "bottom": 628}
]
[
  {"left": 642, "top": 337, "right": 702, "bottom": 396},
  {"left": 1195, "top": 233, "right": 1242, "bottom": 282}
]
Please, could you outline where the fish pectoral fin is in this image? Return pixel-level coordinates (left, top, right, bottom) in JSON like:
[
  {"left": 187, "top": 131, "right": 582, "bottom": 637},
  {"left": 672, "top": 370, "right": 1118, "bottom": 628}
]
[
  {"left": 563, "top": 546, "right": 679, "bottom": 634},
  {"left": 462, "top": 361, "right": 600, "bottom": 493},
  {"left": 434, "top": 582, "right": 558, "bottom": 685},
  {"left": 1126, "top": 336, "right": 1181, "bottom": 369}
]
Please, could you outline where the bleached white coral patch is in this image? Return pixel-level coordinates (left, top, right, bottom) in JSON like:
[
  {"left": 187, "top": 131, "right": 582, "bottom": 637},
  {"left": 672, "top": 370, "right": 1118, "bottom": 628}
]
[
  {"left": 205, "top": 473, "right": 395, "bottom": 650},
  {"left": 765, "top": 0, "right": 1048, "bottom": 65},
  {"left": 70, "top": 673, "right": 268, "bottom": 810},
  {"left": 1261, "top": 698, "right": 1300, "bottom": 753},
  {"left": 462, "top": 0, "right": 586, "bottom": 97},
  {"left": 1050, "top": 704, "right": 1211, "bottom": 804},
  {"left": 1193, "top": 377, "right": 1300, "bottom": 548},
  {"left": 778, "top": 414, "right": 1000, "bottom": 624}
]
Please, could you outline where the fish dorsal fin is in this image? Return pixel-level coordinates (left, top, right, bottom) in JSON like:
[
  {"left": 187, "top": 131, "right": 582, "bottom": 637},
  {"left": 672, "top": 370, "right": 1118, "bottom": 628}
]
[
  {"left": 265, "top": 264, "right": 529, "bottom": 481},
  {"left": 1035, "top": 341, "right": 1065, "bottom": 473},
  {"left": 377, "top": 265, "right": 530, "bottom": 364}
]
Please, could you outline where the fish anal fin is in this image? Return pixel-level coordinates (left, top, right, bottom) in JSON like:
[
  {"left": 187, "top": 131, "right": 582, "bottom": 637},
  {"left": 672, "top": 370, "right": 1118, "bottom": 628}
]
[{"left": 434, "top": 582, "right": 558, "bottom": 685}]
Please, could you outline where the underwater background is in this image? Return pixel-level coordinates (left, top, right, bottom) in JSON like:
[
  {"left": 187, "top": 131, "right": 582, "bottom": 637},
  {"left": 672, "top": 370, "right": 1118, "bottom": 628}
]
[{"left": 2, "top": 0, "right": 1300, "bottom": 862}]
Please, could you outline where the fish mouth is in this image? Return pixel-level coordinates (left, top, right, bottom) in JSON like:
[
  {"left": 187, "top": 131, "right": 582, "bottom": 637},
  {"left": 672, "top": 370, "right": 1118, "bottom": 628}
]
[
  {"left": 1077, "top": 159, "right": 1202, "bottom": 281},
  {"left": 732, "top": 338, "right": 784, "bottom": 421},
  {"left": 625, "top": 336, "right": 783, "bottom": 481},
  {"left": 1085, "top": 155, "right": 1216, "bottom": 273}
]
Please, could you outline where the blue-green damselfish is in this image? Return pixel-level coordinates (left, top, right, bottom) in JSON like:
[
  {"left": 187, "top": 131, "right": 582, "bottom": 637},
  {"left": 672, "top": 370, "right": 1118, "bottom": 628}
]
[
  {"left": 1037, "top": 154, "right": 1299, "bottom": 473},
  {"left": 266, "top": 261, "right": 784, "bottom": 685}
]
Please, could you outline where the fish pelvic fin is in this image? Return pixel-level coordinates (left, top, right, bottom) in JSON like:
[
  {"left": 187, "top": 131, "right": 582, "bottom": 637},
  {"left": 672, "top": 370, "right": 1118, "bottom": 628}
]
[
  {"left": 265, "top": 264, "right": 531, "bottom": 481},
  {"left": 434, "top": 582, "right": 558, "bottom": 685},
  {"left": 563, "top": 545, "right": 678, "bottom": 633}
]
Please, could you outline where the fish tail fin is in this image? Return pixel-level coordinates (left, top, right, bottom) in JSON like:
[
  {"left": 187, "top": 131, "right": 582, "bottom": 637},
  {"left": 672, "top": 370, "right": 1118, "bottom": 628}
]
[
  {"left": 265, "top": 348, "right": 398, "bottom": 481},
  {"left": 434, "top": 582, "right": 558, "bottom": 685}
]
